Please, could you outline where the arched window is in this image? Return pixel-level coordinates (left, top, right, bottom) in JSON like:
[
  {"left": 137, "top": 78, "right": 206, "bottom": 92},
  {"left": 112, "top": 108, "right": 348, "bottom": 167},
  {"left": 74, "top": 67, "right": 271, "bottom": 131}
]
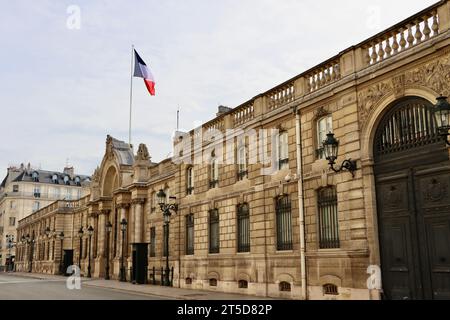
[
  {"left": 279, "top": 281, "right": 291, "bottom": 292},
  {"left": 237, "top": 203, "right": 250, "bottom": 253},
  {"left": 186, "top": 166, "right": 194, "bottom": 195},
  {"left": 316, "top": 115, "right": 333, "bottom": 159},
  {"left": 52, "top": 174, "right": 59, "bottom": 184},
  {"left": 318, "top": 187, "right": 339, "bottom": 249},
  {"left": 75, "top": 176, "right": 81, "bottom": 186},
  {"left": 64, "top": 175, "right": 70, "bottom": 185},
  {"left": 32, "top": 171, "right": 39, "bottom": 182}
]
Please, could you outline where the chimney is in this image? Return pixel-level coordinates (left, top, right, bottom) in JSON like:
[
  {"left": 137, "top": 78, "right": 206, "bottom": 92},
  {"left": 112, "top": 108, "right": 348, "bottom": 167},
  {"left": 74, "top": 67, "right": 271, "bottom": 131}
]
[
  {"left": 216, "top": 105, "right": 232, "bottom": 117},
  {"left": 63, "top": 166, "right": 75, "bottom": 178}
]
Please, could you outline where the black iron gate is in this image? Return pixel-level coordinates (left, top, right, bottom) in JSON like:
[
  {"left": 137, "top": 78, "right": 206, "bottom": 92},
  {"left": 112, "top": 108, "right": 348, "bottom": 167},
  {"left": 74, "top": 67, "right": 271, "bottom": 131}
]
[{"left": 374, "top": 97, "right": 450, "bottom": 300}]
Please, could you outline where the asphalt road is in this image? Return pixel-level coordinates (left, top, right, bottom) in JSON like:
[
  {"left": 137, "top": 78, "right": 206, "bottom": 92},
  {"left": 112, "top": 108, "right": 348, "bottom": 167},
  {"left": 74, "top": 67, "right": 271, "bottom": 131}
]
[{"left": 0, "top": 273, "right": 166, "bottom": 300}]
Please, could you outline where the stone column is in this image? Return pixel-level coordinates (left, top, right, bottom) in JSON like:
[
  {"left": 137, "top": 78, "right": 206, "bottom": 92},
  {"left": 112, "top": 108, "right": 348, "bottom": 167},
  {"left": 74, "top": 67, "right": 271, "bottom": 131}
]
[{"left": 133, "top": 199, "right": 145, "bottom": 244}]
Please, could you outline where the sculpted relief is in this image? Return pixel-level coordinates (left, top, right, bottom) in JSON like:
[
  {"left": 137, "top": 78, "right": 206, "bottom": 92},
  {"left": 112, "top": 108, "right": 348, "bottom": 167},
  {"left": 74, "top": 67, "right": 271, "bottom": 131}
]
[{"left": 358, "top": 53, "right": 450, "bottom": 129}]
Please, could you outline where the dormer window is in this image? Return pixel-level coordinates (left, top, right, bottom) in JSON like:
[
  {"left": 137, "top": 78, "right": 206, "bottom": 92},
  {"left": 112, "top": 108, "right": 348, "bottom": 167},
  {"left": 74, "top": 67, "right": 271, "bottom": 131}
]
[
  {"left": 52, "top": 174, "right": 59, "bottom": 184},
  {"left": 75, "top": 176, "right": 81, "bottom": 186},
  {"left": 64, "top": 175, "right": 70, "bottom": 185},
  {"left": 32, "top": 171, "right": 39, "bottom": 182}
]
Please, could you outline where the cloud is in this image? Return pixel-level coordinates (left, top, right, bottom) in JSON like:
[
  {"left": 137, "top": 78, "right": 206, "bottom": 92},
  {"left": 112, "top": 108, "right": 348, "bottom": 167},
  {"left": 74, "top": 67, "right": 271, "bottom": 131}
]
[{"left": 0, "top": 0, "right": 437, "bottom": 177}]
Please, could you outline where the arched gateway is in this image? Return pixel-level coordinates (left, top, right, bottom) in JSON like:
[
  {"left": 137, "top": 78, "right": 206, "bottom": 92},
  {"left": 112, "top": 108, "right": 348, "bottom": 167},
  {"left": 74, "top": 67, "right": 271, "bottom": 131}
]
[{"left": 373, "top": 96, "right": 450, "bottom": 300}]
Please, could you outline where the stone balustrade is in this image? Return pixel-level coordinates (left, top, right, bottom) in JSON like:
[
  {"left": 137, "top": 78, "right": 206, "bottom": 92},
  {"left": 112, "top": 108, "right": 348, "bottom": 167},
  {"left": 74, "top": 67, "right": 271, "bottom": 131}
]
[
  {"left": 266, "top": 82, "right": 295, "bottom": 111},
  {"left": 306, "top": 57, "right": 341, "bottom": 93},
  {"left": 232, "top": 102, "right": 254, "bottom": 126}
]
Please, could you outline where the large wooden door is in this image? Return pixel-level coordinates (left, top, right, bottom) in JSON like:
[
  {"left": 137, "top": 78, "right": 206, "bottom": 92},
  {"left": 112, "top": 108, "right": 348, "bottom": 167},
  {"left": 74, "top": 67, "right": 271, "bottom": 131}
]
[{"left": 374, "top": 97, "right": 450, "bottom": 300}]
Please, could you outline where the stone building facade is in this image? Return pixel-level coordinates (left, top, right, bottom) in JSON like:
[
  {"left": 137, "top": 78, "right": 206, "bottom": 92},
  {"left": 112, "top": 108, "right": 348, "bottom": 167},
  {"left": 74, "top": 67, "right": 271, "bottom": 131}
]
[{"left": 15, "top": 1, "right": 450, "bottom": 300}]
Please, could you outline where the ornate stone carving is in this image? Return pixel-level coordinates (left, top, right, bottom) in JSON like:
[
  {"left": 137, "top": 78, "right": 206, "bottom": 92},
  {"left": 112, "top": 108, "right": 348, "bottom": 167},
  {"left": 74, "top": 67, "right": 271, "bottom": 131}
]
[
  {"left": 358, "top": 53, "right": 450, "bottom": 129},
  {"left": 314, "top": 106, "right": 330, "bottom": 120},
  {"left": 135, "top": 143, "right": 150, "bottom": 161},
  {"left": 92, "top": 166, "right": 100, "bottom": 183},
  {"left": 358, "top": 81, "right": 392, "bottom": 128},
  {"left": 106, "top": 135, "right": 114, "bottom": 160}
]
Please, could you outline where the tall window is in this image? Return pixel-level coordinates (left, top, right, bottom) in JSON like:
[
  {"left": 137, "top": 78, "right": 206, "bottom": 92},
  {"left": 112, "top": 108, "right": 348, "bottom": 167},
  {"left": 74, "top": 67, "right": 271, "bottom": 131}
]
[
  {"left": 149, "top": 227, "right": 156, "bottom": 257},
  {"left": 209, "top": 209, "right": 220, "bottom": 254},
  {"left": 318, "top": 187, "right": 340, "bottom": 249},
  {"left": 316, "top": 115, "right": 333, "bottom": 159},
  {"left": 10, "top": 201, "right": 16, "bottom": 209},
  {"left": 33, "top": 186, "right": 41, "bottom": 198},
  {"left": 187, "top": 167, "right": 194, "bottom": 195},
  {"left": 278, "top": 131, "right": 289, "bottom": 170},
  {"left": 12, "top": 185, "right": 19, "bottom": 192},
  {"left": 186, "top": 214, "right": 194, "bottom": 255},
  {"left": 9, "top": 217, "right": 16, "bottom": 226},
  {"left": 276, "top": 195, "right": 293, "bottom": 251},
  {"left": 54, "top": 187, "right": 60, "bottom": 200},
  {"left": 237, "top": 204, "right": 250, "bottom": 253},
  {"left": 151, "top": 191, "right": 157, "bottom": 213},
  {"left": 32, "top": 201, "right": 40, "bottom": 212},
  {"left": 237, "top": 146, "right": 248, "bottom": 180},
  {"left": 66, "top": 188, "right": 72, "bottom": 200},
  {"left": 210, "top": 153, "right": 219, "bottom": 189}
]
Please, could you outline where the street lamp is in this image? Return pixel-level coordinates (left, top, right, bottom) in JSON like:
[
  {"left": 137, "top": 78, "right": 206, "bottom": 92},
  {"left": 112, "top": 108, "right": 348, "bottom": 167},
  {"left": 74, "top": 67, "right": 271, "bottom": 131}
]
[
  {"left": 6, "top": 235, "right": 15, "bottom": 272},
  {"left": 433, "top": 96, "right": 450, "bottom": 146},
  {"left": 323, "top": 132, "right": 357, "bottom": 178},
  {"left": 25, "top": 234, "right": 33, "bottom": 273},
  {"left": 105, "top": 221, "right": 112, "bottom": 280},
  {"left": 87, "top": 225, "right": 94, "bottom": 278},
  {"left": 78, "top": 227, "right": 84, "bottom": 269},
  {"left": 157, "top": 189, "right": 178, "bottom": 286},
  {"left": 58, "top": 232, "right": 65, "bottom": 275},
  {"left": 119, "top": 218, "right": 128, "bottom": 282}
]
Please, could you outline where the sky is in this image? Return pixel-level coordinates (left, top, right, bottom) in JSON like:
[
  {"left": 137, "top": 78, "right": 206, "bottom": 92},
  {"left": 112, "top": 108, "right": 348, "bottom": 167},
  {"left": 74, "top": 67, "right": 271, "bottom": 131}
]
[{"left": 0, "top": 0, "right": 438, "bottom": 177}]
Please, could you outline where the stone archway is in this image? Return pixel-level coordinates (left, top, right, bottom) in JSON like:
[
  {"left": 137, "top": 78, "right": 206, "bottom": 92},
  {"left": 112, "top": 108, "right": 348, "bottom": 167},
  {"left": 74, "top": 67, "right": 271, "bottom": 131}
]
[
  {"left": 102, "top": 165, "right": 119, "bottom": 197},
  {"left": 371, "top": 96, "right": 450, "bottom": 300}
]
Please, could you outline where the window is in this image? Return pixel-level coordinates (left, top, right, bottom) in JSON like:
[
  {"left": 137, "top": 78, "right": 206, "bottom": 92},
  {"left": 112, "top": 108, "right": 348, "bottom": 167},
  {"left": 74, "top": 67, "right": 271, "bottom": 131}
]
[
  {"left": 66, "top": 188, "right": 72, "bottom": 200},
  {"left": 238, "top": 280, "right": 248, "bottom": 289},
  {"left": 237, "top": 146, "right": 248, "bottom": 180},
  {"left": 278, "top": 131, "right": 289, "bottom": 170},
  {"left": 151, "top": 192, "right": 157, "bottom": 213},
  {"left": 32, "top": 171, "right": 39, "bottom": 182},
  {"left": 279, "top": 281, "right": 291, "bottom": 292},
  {"left": 10, "top": 201, "right": 16, "bottom": 210},
  {"left": 12, "top": 185, "right": 19, "bottom": 192},
  {"left": 209, "top": 209, "right": 220, "bottom": 254},
  {"left": 64, "top": 175, "right": 70, "bottom": 185},
  {"left": 54, "top": 187, "right": 60, "bottom": 199},
  {"left": 185, "top": 278, "right": 192, "bottom": 285},
  {"left": 210, "top": 154, "right": 219, "bottom": 189},
  {"left": 323, "top": 284, "right": 339, "bottom": 295},
  {"left": 149, "top": 227, "right": 156, "bottom": 257},
  {"left": 186, "top": 214, "right": 194, "bottom": 255},
  {"left": 52, "top": 174, "right": 59, "bottom": 184},
  {"left": 276, "top": 195, "right": 293, "bottom": 251},
  {"left": 75, "top": 176, "right": 81, "bottom": 186},
  {"left": 209, "top": 278, "right": 217, "bottom": 287},
  {"left": 316, "top": 115, "right": 333, "bottom": 159},
  {"left": 33, "top": 186, "right": 41, "bottom": 198},
  {"left": 186, "top": 167, "right": 194, "bottom": 195},
  {"left": 237, "top": 203, "right": 250, "bottom": 253},
  {"left": 32, "top": 201, "right": 40, "bottom": 212},
  {"left": 9, "top": 217, "right": 16, "bottom": 226},
  {"left": 318, "top": 187, "right": 340, "bottom": 249}
]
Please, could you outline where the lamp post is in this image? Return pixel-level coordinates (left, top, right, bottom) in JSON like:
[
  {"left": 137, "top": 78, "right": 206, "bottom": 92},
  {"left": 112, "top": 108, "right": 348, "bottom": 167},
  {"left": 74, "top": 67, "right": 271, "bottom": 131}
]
[
  {"left": 21, "top": 235, "right": 26, "bottom": 272},
  {"left": 58, "top": 232, "right": 65, "bottom": 275},
  {"left": 87, "top": 225, "right": 94, "bottom": 278},
  {"left": 25, "top": 234, "right": 33, "bottom": 273},
  {"left": 322, "top": 132, "right": 357, "bottom": 178},
  {"left": 78, "top": 227, "right": 83, "bottom": 269},
  {"left": 119, "top": 218, "right": 128, "bottom": 282},
  {"left": 105, "top": 221, "right": 112, "bottom": 280},
  {"left": 433, "top": 96, "right": 450, "bottom": 146},
  {"left": 6, "top": 235, "right": 15, "bottom": 272},
  {"left": 157, "top": 189, "right": 178, "bottom": 287}
]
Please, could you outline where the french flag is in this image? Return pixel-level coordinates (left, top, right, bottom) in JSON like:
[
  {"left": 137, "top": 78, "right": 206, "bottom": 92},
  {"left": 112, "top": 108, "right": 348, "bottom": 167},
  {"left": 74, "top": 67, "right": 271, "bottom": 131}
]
[{"left": 133, "top": 49, "right": 155, "bottom": 96}]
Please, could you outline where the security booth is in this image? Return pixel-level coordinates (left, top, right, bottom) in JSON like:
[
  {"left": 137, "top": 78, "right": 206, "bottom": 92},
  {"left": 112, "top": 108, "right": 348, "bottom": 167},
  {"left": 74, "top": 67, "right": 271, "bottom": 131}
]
[{"left": 131, "top": 243, "right": 148, "bottom": 284}]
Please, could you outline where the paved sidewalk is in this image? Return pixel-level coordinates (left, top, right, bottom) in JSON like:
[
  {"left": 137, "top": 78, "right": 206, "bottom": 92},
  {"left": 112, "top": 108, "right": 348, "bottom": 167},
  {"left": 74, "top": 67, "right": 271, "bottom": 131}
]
[{"left": 11, "top": 272, "right": 274, "bottom": 300}]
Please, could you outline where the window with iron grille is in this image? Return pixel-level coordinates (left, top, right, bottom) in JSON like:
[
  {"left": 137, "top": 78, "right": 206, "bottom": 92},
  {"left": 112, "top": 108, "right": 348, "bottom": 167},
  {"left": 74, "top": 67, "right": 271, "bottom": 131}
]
[
  {"left": 238, "top": 280, "right": 248, "bottom": 289},
  {"left": 277, "top": 131, "right": 289, "bottom": 170},
  {"left": 323, "top": 284, "right": 339, "bottom": 295},
  {"left": 150, "top": 227, "right": 156, "bottom": 257},
  {"left": 209, "top": 278, "right": 217, "bottom": 287},
  {"left": 318, "top": 187, "right": 340, "bottom": 249},
  {"left": 276, "top": 195, "right": 293, "bottom": 251},
  {"left": 186, "top": 214, "right": 194, "bottom": 255},
  {"left": 237, "top": 204, "right": 250, "bottom": 253},
  {"left": 279, "top": 281, "right": 291, "bottom": 292},
  {"left": 209, "top": 209, "right": 220, "bottom": 254}
]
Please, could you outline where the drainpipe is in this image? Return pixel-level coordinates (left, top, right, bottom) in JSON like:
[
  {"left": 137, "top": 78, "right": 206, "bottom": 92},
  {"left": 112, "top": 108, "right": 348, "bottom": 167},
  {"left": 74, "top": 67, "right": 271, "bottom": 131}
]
[{"left": 294, "top": 106, "right": 307, "bottom": 300}]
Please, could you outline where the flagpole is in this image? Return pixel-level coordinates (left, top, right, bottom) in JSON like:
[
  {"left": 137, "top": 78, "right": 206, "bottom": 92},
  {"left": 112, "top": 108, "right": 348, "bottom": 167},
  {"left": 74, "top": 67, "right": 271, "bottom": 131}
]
[{"left": 129, "top": 44, "right": 135, "bottom": 147}]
